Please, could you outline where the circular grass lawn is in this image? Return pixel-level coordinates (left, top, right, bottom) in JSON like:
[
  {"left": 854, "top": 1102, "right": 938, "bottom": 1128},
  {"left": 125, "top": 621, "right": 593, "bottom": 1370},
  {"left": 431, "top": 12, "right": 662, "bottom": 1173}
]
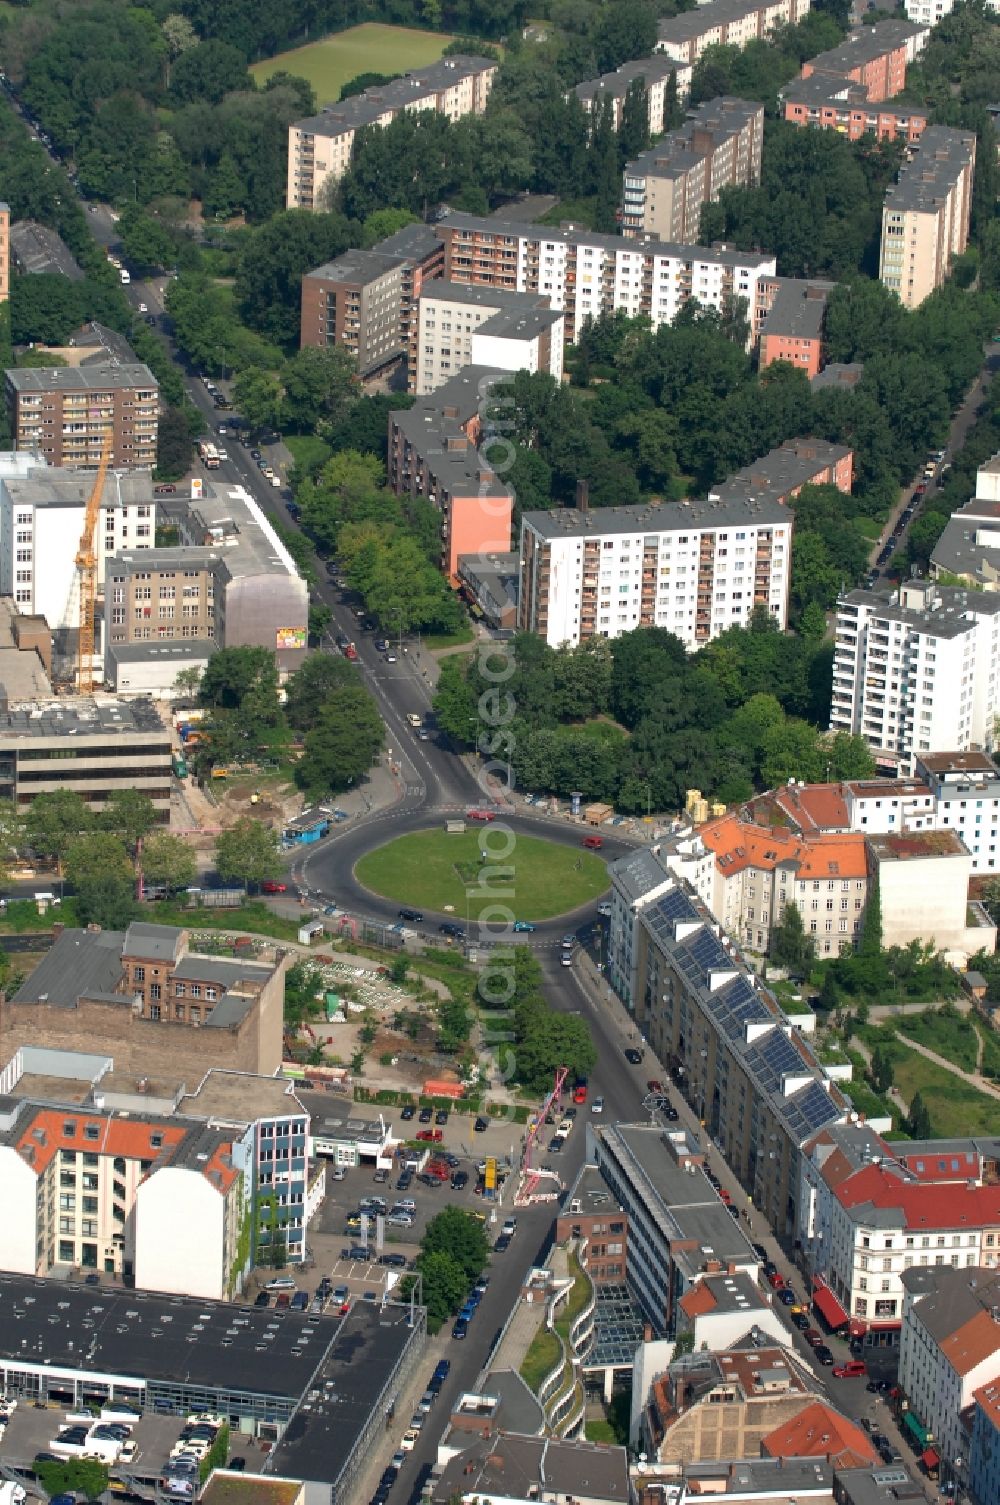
[{"left": 354, "top": 827, "right": 609, "bottom": 923}]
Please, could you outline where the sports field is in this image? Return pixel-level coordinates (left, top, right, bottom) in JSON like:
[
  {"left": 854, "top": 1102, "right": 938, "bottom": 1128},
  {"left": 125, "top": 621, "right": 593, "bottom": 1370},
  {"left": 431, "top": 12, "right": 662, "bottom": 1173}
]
[
  {"left": 355, "top": 828, "right": 609, "bottom": 922},
  {"left": 250, "top": 22, "right": 456, "bottom": 104}
]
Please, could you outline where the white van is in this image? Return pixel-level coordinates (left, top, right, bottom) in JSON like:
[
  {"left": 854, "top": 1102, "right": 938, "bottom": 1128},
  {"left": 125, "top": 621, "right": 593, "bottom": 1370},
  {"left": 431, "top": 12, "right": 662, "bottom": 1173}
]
[{"left": 120, "top": 269, "right": 130, "bottom": 285}]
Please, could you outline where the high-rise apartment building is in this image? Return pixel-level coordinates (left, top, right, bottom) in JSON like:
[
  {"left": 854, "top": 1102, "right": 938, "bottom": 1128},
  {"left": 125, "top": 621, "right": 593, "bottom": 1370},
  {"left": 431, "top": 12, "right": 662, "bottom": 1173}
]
[
  {"left": 435, "top": 210, "right": 777, "bottom": 342},
  {"left": 621, "top": 97, "right": 764, "bottom": 242},
  {"left": 903, "top": 0, "right": 999, "bottom": 28},
  {"left": 412, "top": 280, "right": 563, "bottom": 395},
  {"left": 300, "top": 223, "right": 444, "bottom": 377},
  {"left": 656, "top": 0, "right": 812, "bottom": 67},
  {"left": 575, "top": 56, "right": 693, "bottom": 135},
  {"left": 879, "top": 125, "right": 976, "bottom": 308},
  {"left": 830, "top": 579, "right": 1000, "bottom": 773},
  {"left": 5, "top": 363, "right": 158, "bottom": 469},
  {"left": 286, "top": 57, "right": 497, "bottom": 209},
  {"left": 518, "top": 439, "right": 850, "bottom": 649}
]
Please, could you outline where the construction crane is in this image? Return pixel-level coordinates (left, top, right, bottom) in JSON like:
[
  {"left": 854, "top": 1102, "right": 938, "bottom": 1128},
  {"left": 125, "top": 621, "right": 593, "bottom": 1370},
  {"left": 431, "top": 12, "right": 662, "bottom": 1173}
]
[{"left": 75, "top": 420, "right": 113, "bottom": 693}]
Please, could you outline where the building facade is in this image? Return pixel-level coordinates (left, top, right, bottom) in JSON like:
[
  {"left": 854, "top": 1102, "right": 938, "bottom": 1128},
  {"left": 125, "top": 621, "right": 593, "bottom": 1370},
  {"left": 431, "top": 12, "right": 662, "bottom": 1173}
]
[
  {"left": 621, "top": 97, "right": 764, "bottom": 242},
  {"left": 902, "top": 0, "right": 999, "bottom": 29},
  {"left": 286, "top": 56, "right": 497, "bottom": 208},
  {"left": 970, "top": 1380, "right": 1000, "bottom": 1505},
  {"left": 829, "top": 579, "right": 1000, "bottom": 773},
  {"left": 5, "top": 364, "right": 158, "bottom": 469},
  {"left": 0, "top": 202, "right": 8, "bottom": 305},
  {"left": 0, "top": 694, "right": 170, "bottom": 815},
  {"left": 0, "top": 464, "right": 155, "bottom": 626},
  {"left": 412, "top": 280, "right": 563, "bottom": 395},
  {"left": 386, "top": 366, "right": 513, "bottom": 581},
  {"left": 755, "top": 277, "right": 834, "bottom": 378},
  {"left": 436, "top": 210, "right": 777, "bottom": 344},
  {"left": 799, "top": 20, "right": 927, "bottom": 102},
  {"left": 656, "top": 0, "right": 812, "bottom": 66},
  {"left": 781, "top": 76, "right": 928, "bottom": 142},
  {"left": 880, "top": 126, "right": 976, "bottom": 308}
]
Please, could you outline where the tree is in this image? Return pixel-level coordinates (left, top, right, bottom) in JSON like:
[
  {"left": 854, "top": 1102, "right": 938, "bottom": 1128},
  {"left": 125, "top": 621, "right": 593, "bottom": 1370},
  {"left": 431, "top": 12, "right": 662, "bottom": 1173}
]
[
  {"left": 10, "top": 273, "right": 84, "bottom": 345},
  {"left": 433, "top": 659, "right": 478, "bottom": 745},
  {"left": 421, "top": 1206, "right": 490, "bottom": 1282},
  {"left": 162, "top": 12, "right": 198, "bottom": 87},
  {"left": 283, "top": 344, "right": 357, "bottom": 434},
  {"left": 24, "top": 789, "right": 93, "bottom": 868},
  {"left": 102, "top": 789, "right": 157, "bottom": 851},
  {"left": 200, "top": 646, "right": 280, "bottom": 715},
  {"left": 295, "top": 685, "right": 385, "bottom": 798},
  {"left": 284, "top": 653, "right": 355, "bottom": 732},
  {"left": 170, "top": 38, "right": 250, "bottom": 106},
  {"left": 871, "top": 1045, "right": 894, "bottom": 1095},
  {"left": 215, "top": 817, "right": 282, "bottom": 889},
  {"left": 770, "top": 902, "right": 813, "bottom": 970},
  {"left": 156, "top": 403, "right": 195, "bottom": 479},
  {"left": 413, "top": 1249, "right": 468, "bottom": 1332},
  {"left": 118, "top": 207, "right": 177, "bottom": 273},
  {"left": 907, "top": 1091, "right": 932, "bottom": 1139},
  {"left": 859, "top": 879, "right": 882, "bottom": 956},
  {"left": 232, "top": 368, "right": 284, "bottom": 433},
  {"left": 35, "top": 1461, "right": 109, "bottom": 1502},
  {"left": 235, "top": 210, "right": 355, "bottom": 345},
  {"left": 141, "top": 833, "right": 197, "bottom": 893},
  {"left": 64, "top": 832, "right": 133, "bottom": 891},
  {"left": 75, "top": 871, "right": 140, "bottom": 929}
]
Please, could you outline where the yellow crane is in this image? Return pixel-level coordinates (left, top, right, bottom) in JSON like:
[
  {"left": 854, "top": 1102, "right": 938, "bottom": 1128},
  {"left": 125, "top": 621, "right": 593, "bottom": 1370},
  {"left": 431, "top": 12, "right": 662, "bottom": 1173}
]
[{"left": 75, "top": 421, "right": 113, "bottom": 693}]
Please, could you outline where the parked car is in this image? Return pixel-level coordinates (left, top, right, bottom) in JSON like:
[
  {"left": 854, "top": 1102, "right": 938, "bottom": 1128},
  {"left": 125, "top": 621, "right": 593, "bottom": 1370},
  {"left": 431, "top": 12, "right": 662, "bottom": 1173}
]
[
  {"left": 416, "top": 1129, "right": 443, "bottom": 1142},
  {"left": 400, "top": 1105, "right": 415, "bottom": 1121},
  {"left": 266, "top": 1276, "right": 296, "bottom": 1290},
  {"left": 452, "top": 1318, "right": 469, "bottom": 1339},
  {"left": 474, "top": 1116, "right": 489, "bottom": 1132},
  {"left": 399, "top": 908, "right": 424, "bottom": 923},
  {"left": 418, "top": 1107, "right": 433, "bottom": 1123},
  {"left": 581, "top": 834, "right": 604, "bottom": 850},
  {"left": 513, "top": 920, "right": 536, "bottom": 932},
  {"left": 261, "top": 880, "right": 287, "bottom": 894},
  {"left": 833, "top": 1360, "right": 867, "bottom": 1379},
  {"left": 804, "top": 1328, "right": 823, "bottom": 1347},
  {"left": 624, "top": 1048, "right": 644, "bottom": 1064},
  {"left": 815, "top": 1346, "right": 835, "bottom": 1365},
  {"left": 451, "top": 1170, "right": 469, "bottom": 1189}
]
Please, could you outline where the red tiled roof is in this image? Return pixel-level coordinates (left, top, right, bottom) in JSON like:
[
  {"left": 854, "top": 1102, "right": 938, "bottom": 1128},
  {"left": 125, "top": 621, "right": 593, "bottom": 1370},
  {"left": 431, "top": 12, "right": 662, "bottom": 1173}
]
[
  {"left": 941, "top": 1310, "right": 1000, "bottom": 1377},
  {"left": 16, "top": 1108, "right": 188, "bottom": 1178},
  {"left": 772, "top": 783, "right": 850, "bottom": 833},
  {"left": 761, "top": 1401, "right": 877, "bottom": 1470},
  {"left": 835, "top": 1163, "right": 1000, "bottom": 1230},
  {"left": 679, "top": 1283, "right": 717, "bottom": 1318},
  {"left": 973, "top": 1379, "right": 1000, "bottom": 1429},
  {"left": 699, "top": 813, "right": 867, "bottom": 881}
]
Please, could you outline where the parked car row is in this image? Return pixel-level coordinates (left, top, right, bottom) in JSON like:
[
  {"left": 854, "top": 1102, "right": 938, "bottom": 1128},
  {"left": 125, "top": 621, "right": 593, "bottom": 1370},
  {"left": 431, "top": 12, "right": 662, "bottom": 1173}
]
[{"left": 452, "top": 1271, "right": 490, "bottom": 1339}]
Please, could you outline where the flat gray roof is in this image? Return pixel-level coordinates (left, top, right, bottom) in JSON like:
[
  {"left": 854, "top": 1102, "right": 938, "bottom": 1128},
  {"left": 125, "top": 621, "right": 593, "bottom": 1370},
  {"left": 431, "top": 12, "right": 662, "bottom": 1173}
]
[
  {"left": 931, "top": 499, "right": 1000, "bottom": 581},
  {"left": 432, "top": 1432, "right": 629, "bottom": 1505},
  {"left": 812, "top": 361, "right": 865, "bottom": 391},
  {"left": 521, "top": 491, "right": 789, "bottom": 541},
  {"left": 839, "top": 583, "right": 1000, "bottom": 636},
  {"left": 293, "top": 55, "right": 495, "bottom": 134},
  {"left": 6, "top": 362, "right": 156, "bottom": 393},
  {"left": 885, "top": 125, "right": 976, "bottom": 214},
  {"left": 124, "top": 921, "right": 184, "bottom": 961},
  {"left": 391, "top": 366, "right": 513, "bottom": 502},
  {"left": 437, "top": 208, "right": 776, "bottom": 271},
  {"left": 658, "top": 0, "right": 787, "bottom": 45},
  {"left": 625, "top": 96, "right": 761, "bottom": 183},
  {"left": 806, "top": 19, "right": 927, "bottom": 76},
  {"left": 0, "top": 694, "right": 164, "bottom": 740},
  {"left": 9, "top": 219, "right": 83, "bottom": 281},
  {"left": 760, "top": 279, "right": 834, "bottom": 341},
  {"left": 11, "top": 928, "right": 125, "bottom": 1008},
  {"left": 2, "top": 465, "right": 158, "bottom": 510},
  {"left": 107, "top": 639, "right": 215, "bottom": 664},
  {"left": 304, "top": 247, "right": 406, "bottom": 289},
  {"left": 420, "top": 279, "right": 546, "bottom": 313},
  {"left": 576, "top": 53, "right": 684, "bottom": 106}
]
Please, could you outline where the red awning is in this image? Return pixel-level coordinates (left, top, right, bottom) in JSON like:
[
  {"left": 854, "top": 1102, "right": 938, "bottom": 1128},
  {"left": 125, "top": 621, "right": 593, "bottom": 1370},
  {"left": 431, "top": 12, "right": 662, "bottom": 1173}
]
[
  {"left": 922, "top": 1448, "right": 940, "bottom": 1470},
  {"left": 812, "top": 1280, "right": 850, "bottom": 1329}
]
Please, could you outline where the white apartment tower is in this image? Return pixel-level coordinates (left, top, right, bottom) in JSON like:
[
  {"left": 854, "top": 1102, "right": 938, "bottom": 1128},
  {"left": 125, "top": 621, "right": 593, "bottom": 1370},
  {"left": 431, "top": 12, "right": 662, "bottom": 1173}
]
[{"left": 830, "top": 580, "right": 1000, "bottom": 774}]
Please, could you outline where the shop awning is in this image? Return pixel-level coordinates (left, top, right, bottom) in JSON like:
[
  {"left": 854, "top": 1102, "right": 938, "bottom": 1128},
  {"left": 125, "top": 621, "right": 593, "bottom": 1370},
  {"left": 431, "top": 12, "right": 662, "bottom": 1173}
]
[
  {"left": 904, "top": 1411, "right": 929, "bottom": 1446},
  {"left": 812, "top": 1280, "right": 850, "bottom": 1329},
  {"left": 922, "top": 1448, "right": 940, "bottom": 1471}
]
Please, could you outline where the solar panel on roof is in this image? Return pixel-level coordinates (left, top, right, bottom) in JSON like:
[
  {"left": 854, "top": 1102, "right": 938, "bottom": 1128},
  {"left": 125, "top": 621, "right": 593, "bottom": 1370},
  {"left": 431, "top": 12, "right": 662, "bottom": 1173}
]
[
  {"left": 782, "top": 1079, "right": 840, "bottom": 1142},
  {"left": 746, "top": 1028, "right": 803, "bottom": 1094}
]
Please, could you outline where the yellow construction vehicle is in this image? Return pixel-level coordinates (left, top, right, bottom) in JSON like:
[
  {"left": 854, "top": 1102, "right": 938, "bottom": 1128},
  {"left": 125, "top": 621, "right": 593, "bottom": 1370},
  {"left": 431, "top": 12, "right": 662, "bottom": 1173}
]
[{"left": 75, "top": 422, "right": 113, "bottom": 693}]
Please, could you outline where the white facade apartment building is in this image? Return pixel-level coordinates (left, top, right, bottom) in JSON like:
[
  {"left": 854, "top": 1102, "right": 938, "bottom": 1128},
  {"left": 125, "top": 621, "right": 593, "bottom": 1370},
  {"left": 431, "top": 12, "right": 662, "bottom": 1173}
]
[
  {"left": 519, "top": 492, "right": 792, "bottom": 650},
  {"left": 830, "top": 579, "right": 1000, "bottom": 774},
  {"left": 899, "top": 1265, "right": 1000, "bottom": 1474},
  {"left": 0, "top": 464, "right": 154, "bottom": 626},
  {"left": 286, "top": 56, "right": 497, "bottom": 209},
  {"left": 575, "top": 56, "right": 694, "bottom": 135},
  {"left": 412, "top": 280, "right": 563, "bottom": 395},
  {"left": 656, "top": 0, "right": 812, "bottom": 66},
  {"left": 903, "top": 0, "right": 999, "bottom": 29},
  {"left": 436, "top": 210, "right": 777, "bottom": 344}
]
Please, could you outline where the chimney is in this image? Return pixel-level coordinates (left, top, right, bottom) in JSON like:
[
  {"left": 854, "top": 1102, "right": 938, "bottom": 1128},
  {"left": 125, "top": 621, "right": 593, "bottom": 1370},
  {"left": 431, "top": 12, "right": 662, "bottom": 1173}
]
[
  {"left": 52, "top": 922, "right": 65, "bottom": 940},
  {"left": 576, "top": 479, "right": 589, "bottom": 513},
  {"left": 644, "top": 1322, "right": 653, "bottom": 1342}
]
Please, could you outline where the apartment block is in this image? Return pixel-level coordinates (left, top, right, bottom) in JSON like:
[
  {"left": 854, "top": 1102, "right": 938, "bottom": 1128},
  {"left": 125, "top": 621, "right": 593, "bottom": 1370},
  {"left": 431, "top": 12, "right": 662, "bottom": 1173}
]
[
  {"left": 756, "top": 277, "right": 834, "bottom": 378},
  {"left": 5, "top": 362, "right": 158, "bottom": 470},
  {"left": 830, "top": 579, "right": 1000, "bottom": 773},
  {"left": 412, "top": 280, "right": 563, "bottom": 394},
  {"left": 656, "top": 0, "right": 812, "bottom": 67},
  {"left": 0, "top": 463, "right": 155, "bottom": 631},
  {"left": 1, "top": 920, "right": 285, "bottom": 1085},
  {"left": 800, "top": 20, "right": 927, "bottom": 101},
  {"left": 781, "top": 73, "right": 927, "bottom": 142},
  {"left": 300, "top": 222, "right": 444, "bottom": 377},
  {"left": 575, "top": 56, "right": 693, "bottom": 136},
  {"left": 0, "top": 201, "right": 9, "bottom": 304},
  {"left": 590, "top": 1121, "right": 760, "bottom": 1335},
  {"left": 621, "top": 97, "right": 764, "bottom": 242},
  {"left": 930, "top": 454, "right": 1000, "bottom": 589},
  {"left": 436, "top": 209, "right": 777, "bottom": 343},
  {"left": 105, "top": 480, "right": 309, "bottom": 689},
  {"left": 899, "top": 1265, "right": 1000, "bottom": 1477},
  {"left": 0, "top": 694, "right": 170, "bottom": 816},
  {"left": 618, "top": 882, "right": 848, "bottom": 1237},
  {"left": 880, "top": 126, "right": 976, "bottom": 308},
  {"left": 903, "top": 0, "right": 1000, "bottom": 28},
  {"left": 971, "top": 1380, "right": 1000, "bottom": 1505},
  {"left": 386, "top": 366, "right": 513, "bottom": 581},
  {"left": 0, "top": 1097, "right": 250, "bottom": 1298},
  {"left": 867, "top": 827, "right": 995, "bottom": 957},
  {"left": 286, "top": 56, "right": 497, "bottom": 209}
]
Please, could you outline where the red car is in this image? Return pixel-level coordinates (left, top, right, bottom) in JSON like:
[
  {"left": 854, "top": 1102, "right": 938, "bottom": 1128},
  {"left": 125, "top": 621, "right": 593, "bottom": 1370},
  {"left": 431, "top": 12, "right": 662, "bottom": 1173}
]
[
  {"left": 582, "top": 835, "right": 604, "bottom": 850},
  {"left": 466, "top": 809, "right": 495, "bottom": 822},
  {"left": 833, "top": 1360, "right": 866, "bottom": 1379},
  {"left": 804, "top": 1328, "right": 823, "bottom": 1347},
  {"left": 647, "top": 1079, "right": 663, "bottom": 1093},
  {"left": 767, "top": 1270, "right": 785, "bottom": 1289},
  {"left": 416, "top": 1129, "right": 443, "bottom": 1142},
  {"left": 573, "top": 1084, "right": 588, "bottom": 1104},
  {"left": 261, "top": 880, "right": 287, "bottom": 894}
]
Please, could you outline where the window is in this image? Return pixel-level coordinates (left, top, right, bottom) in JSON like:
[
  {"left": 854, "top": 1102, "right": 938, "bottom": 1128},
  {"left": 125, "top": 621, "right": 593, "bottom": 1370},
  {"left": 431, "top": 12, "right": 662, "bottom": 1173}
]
[{"left": 134, "top": 965, "right": 145, "bottom": 982}]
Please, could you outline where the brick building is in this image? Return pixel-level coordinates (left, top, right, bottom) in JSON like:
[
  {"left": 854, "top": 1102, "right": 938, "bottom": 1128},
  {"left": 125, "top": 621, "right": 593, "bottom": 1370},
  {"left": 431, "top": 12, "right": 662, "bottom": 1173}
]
[
  {"left": 5, "top": 362, "right": 158, "bottom": 470},
  {"left": 800, "top": 20, "right": 927, "bottom": 101},
  {"left": 781, "top": 74, "right": 928, "bottom": 142},
  {"left": 621, "top": 97, "right": 764, "bottom": 242},
  {"left": 0, "top": 921, "right": 286, "bottom": 1081}
]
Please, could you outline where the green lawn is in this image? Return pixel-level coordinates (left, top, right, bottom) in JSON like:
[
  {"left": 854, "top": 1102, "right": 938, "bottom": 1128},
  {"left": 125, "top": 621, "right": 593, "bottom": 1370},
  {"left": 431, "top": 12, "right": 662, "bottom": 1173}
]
[
  {"left": 894, "top": 1006, "right": 981, "bottom": 1073},
  {"left": 585, "top": 1421, "right": 617, "bottom": 1444},
  {"left": 888, "top": 1042, "right": 1000, "bottom": 1138},
  {"left": 424, "top": 620, "right": 475, "bottom": 650},
  {"left": 249, "top": 23, "right": 457, "bottom": 102},
  {"left": 354, "top": 828, "right": 609, "bottom": 921},
  {"left": 520, "top": 1326, "right": 562, "bottom": 1393}
]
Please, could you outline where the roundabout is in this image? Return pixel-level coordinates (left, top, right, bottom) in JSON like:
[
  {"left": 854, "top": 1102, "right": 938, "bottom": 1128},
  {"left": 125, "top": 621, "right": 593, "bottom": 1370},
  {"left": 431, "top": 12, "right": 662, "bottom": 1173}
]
[{"left": 353, "top": 826, "right": 610, "bottom": 923}]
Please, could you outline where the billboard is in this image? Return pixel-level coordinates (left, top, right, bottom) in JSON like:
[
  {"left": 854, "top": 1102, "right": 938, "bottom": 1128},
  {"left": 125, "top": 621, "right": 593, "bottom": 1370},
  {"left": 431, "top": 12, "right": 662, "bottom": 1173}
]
[{"left": 276, "top": 626, "right": 307, "bottom": 650}]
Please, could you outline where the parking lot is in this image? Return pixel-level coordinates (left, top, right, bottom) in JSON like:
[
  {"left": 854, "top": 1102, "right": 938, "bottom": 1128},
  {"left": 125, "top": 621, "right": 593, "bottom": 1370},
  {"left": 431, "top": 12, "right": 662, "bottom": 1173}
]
[{"left": 0, "top": 1403, "right": 256, "bottom": 1482}]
